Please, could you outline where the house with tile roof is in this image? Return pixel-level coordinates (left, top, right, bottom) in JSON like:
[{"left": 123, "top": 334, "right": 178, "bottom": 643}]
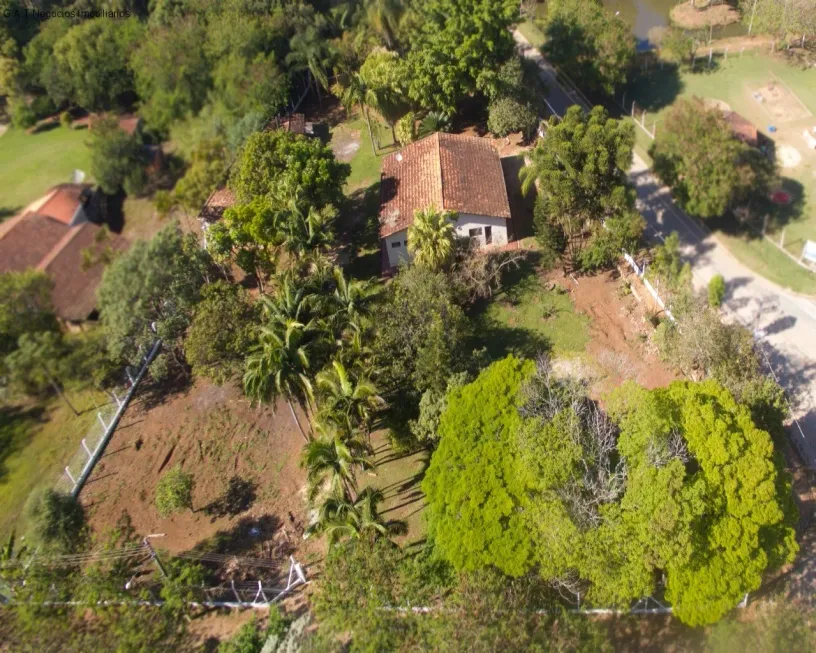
[
  {"left": 379, "top": 132, "right": 512, "bottom": 269},
  {"left": 0, "top": 184, "right": 128, "bottom": 324}
]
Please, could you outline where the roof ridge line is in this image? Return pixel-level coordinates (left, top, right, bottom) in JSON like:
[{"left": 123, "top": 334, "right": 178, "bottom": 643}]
[{"left": 436, "top": 132, "right": 445, "bottom": 211}]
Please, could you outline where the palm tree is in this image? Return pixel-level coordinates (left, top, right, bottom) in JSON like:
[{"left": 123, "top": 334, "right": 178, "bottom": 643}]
[
  {"left": 305, "top": 487, "right": 407, "bottom": 546},
  {"left": 316, "top": 360, "right": 385, "bottom": 435},
  {"left": 407, "top": 207, "right": 457, "bottom": 271},
  {"left": 257, "top": 276, "right": 312, "bottom": 327},
  {"left": 243, "top": 319, "right": 316, "bottom": 441},
  {"left": 301, "top": 433, "right": 374, "bottom": 501},
  {"left": 286, "top": 26, "right": 334, "bottom": 106},
  {"left": 364, "top": 0, "right": 403, "bottom": 49},
  {"left": 330, "top": 267, "right": 378, "bottom": 332},
  {"left": 332, "top": 70, "right": 378, "bottom": 155}
]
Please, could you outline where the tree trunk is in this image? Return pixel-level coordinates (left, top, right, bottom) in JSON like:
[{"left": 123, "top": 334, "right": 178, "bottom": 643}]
[
  {"left": 390, "top": 123, "right": 397, "bottom": 146},
  {"left": 288, "top": 398, "right": 309, "bottom": 441},
  {"left": 362, "top": 104, "right": 377, "bottom": 155},
  {"left": 43, "top": 366, "right": 79, "bottom": 416}
]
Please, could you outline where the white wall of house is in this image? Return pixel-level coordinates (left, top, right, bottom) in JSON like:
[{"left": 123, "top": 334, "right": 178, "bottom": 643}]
[{"left": 384, "top": 214, "right": 509, "bottom": 269}]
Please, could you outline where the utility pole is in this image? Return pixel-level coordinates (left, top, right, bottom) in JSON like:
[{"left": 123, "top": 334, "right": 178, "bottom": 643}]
[{"left": 144, "top": 534, "right": 167, "bottom": 578}]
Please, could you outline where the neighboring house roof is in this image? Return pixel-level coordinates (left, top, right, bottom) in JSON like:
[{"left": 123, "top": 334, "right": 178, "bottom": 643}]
[
  {"left": 0, "top": 185, "right": 127, "bottom": 322},
  {"left": 199, "top": 187, "right": 236, "bottom": 223},
  {"left": 379, "top": 132, "right": 512, "bottom": 238},
  {"left": 723, "top": 110, "right": 759, "bottom": 147},
  {"left": 32, "top": 183, "right": 94, "bottom": 225},
  {"left": 85, "top": 112, "right": 142, "bottom": 136}
]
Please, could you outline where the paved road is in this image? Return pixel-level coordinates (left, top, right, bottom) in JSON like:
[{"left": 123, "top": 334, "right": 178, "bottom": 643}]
[{"left": 515, "top": 30, "right": 816, "bottom": 466}]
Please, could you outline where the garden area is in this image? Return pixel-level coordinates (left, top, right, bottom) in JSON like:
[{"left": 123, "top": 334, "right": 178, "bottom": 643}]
[{"left": 623, "top": 49, "right": 816, "bottom": 292}]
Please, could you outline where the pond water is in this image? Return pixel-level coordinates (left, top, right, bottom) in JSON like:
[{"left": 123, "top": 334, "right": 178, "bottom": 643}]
[{"left": 598, "top": 0, "right": 748, "bottom": 50}]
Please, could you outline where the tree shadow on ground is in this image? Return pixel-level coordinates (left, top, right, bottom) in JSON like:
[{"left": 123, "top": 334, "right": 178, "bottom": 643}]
[
  {"left": 191, "top": 514, "right": 287, "bottom": 558},
  {"left": 468, "top": 254, "right": 553, "bottom": 361},
  {"left": 625, "top": 62, "right": 685, "bottom": 113},
  {"left": 0, "top": 206, "right": 20, "bottom": 223},
  {"left": 502, "top": 155, "right": 537, "bottom": 241},
  {"left": 342, "top": 181, "right": 382, "bottom": 279},
  {"left": 134, "top": 372, "right": 195, "bottom": 412},
  {"left": 203, "top": 476, "right": 257, "bottom": 521},
  {"left": 0, "top": 405, "right": 46, "bottom": 483}
]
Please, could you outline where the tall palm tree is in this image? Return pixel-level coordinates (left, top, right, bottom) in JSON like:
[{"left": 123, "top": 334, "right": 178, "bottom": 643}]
[
  {"left": 332, "top": 70, "right": 378, "bottom": 154},
  {"left": 364, "top": 0, "right": 403, "bottom": 49},
  {"left": 316, "top": 360, "right": 384, "bottom": 434},
  {"left": 301, "top": 433, "right": 374, "bottom": 501},
  {"left": 305, "top": 487, "right": 407, "bottom": 546},
  {"left": 407, "top": 207, "right": 457, "bottom": 271},
  {"left": 243, "top": 319, "right": 316, "bottom": 440},
  {"left": 286, "top": 26, "right": 334, "bottom": 105},
  {"left": 257, "top": 276, "right": 312, "bottom": 327}
]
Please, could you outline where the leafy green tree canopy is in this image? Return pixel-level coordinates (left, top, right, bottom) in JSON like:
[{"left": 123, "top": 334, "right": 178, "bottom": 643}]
[
  {"left": 155, "top": 466, "right": 195, "bottom": 517},
  {"left": 0, "top": 270, "right": 57, "bottom": 356},
  {"left": 230, "top": 130, "right": 350, "bottom": 207},
  {"left": 87, "top": 115, "right": 148, "bottom": 196},
  {"left": 423, "top": 356, "right": 535, "bottom": 577}
]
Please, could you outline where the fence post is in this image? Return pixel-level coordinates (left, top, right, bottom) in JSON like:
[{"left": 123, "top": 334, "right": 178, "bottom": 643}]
[
  {"left": 81, "top": 439, "right": 92, "bottom": 457},
  {"left": 64, "top": 467, "right": 77, "bottom": 490},
  {"left": 642, "top": 110, "right": 647, "bottom": 127},
  {"left": 652, "top": 122, "right": 657, "bottom": 138},
  {"left": 631, "top": 101, "right": 635, "bottom": 117},
  {"left": 97, "top": 412, "right": 107, "bottom": 431},
  {"left": 708, "top": 48, "right": 713, "bottom": 67}
]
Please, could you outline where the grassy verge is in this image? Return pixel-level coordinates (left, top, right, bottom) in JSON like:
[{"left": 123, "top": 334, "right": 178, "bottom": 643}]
[
  {"left": 474, "top": 261, "right": 590, "bottom": 360},
  {"left": 330, "top": 113, "right": 396, "bottom": 193},
  {"left": 0, "top": 389, "right": 110, "bottom": 539},
  {"left": 517, "top": 20, "right": 546, "bottom": 48},
  {"left": 0, "top": 125, "right": 92, "bottom": 217}
]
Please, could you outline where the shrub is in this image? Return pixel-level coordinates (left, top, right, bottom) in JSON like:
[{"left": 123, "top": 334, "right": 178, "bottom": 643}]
[
  {"left": 155, "top": 466, "right": 194, "bottom": 516},
  {"left": 26, "top": 489, "right": 88, "bottom": 553},
  {"left": 487, "top": 96, "right": 537, "bottom": 138},
  {"left": 708, "top": 274, "right": 726, "bottom": 307},
  {"left": 395, "top": 112, "right": 417, "bottom": 145},
  {"left": 10, "top": 97, "right": 36, "bottom": 129},
  {"left": 59, "top": 111, "right": 72, "bottom": 128}
]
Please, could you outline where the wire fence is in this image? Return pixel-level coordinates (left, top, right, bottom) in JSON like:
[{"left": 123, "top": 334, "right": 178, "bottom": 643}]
[{"left": 53, "top": 340, "right": 162, "bottom": 497}]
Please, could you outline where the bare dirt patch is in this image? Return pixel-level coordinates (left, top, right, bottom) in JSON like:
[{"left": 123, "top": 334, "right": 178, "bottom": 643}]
[
  {"left": 777, "top": 144, "right": 803, "bottom": 168},
  {"left": 554, "top": 269, "right": 677, "bottom": 398},
  {"left": 81, "top": 378, "right": 318, "bottom": 561},
  {"left": 751, "top": 79, "right": 812, "bottom": 123},
  {"left": 329, "top": 127, "right": 361, "bottom": 162},
  {"left": 670, "top": 3, "right": 740, "bottom": 30}
]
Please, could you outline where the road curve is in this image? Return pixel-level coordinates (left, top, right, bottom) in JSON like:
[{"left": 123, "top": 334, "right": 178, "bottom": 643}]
[{"left": 515, "top": 29, "right": 816, "bottom": 466}]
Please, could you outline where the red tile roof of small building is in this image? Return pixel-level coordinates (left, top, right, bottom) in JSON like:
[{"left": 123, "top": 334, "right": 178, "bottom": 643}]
[
  {"left": 723, "top": 110, "right": 759, "bottom": 147},
  {"left": 379, "top": 133, "right": 511, "bottom": 238}
]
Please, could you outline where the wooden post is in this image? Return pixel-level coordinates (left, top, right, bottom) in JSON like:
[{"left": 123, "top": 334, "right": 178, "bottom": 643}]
[
  {"left": 709, "top": 48, "right": 713, "bottom": 67},
  {"left": 780, "top": 229, "right": 786, "bottom": 248},
  {"left": 642, "top": 110, "right": 647, "bottom": 127}
]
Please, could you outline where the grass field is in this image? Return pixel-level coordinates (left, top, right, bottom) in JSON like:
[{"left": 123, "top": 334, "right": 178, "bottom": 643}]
[
  {"left": 624, "top": 51, "right": 816, "bottom": 292},
  {"left": 0, "top": 125, "right": 92, "bottom": 218},
  {"left": 329, "top": 113, "right": 396, "bottom": 192},
  {"left": 0, "top": 389, "right": 109, "bottom": 539},
  {"left": 475, "top": 262, "right": 590, "bottom": 360}
]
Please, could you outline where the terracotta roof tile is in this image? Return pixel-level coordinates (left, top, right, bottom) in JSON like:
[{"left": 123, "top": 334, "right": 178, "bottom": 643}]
[
  {"left": 0, "top": 213, "right": 71, "bottom": 273},
  {"left": 37, "top": 183, "right": 93, "bottom": 225},
  {"left": 379, "top": 133, "right": 511, "bottom": 238},
  {"left": 723, "top": 111, "right": 758, "bottom": 147},
  {"left": 199, "top": 187, "right": 236, "bottom": 223}
]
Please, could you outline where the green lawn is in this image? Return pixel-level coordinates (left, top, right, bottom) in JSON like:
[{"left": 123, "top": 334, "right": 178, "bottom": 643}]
[
  {"left": 518, "top": 20, "right": 546, "bottom": 48},
  {"left": 0, "top": 125, "right": 92, "bottom": 218},
  {"left": 475, "top": 262, "right": 590, "bottom": 360},
  {"left": 0, "top": 389, "right": 108, "bottom": 539},
  {"left": 624, "top": 51, "right": 816, "bottom": 292},
  {"left": 330, "top": 113, "right": 396, "bottom": 192}
]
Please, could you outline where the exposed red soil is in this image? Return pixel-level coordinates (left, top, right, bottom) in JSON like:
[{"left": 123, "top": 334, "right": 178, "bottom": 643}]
[
  {"left": 555, "top": 268, "right": 678, "bottom": 397},
  {"left": 81, "top": 379, "right": 320, "bottom": 563}
]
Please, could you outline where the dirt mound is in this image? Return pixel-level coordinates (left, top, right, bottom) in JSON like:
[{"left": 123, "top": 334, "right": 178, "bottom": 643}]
[{"left": 670, "top": 3, "right": 740, "bottom": 29}]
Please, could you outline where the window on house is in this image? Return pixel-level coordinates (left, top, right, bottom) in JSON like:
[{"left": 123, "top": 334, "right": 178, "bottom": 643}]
[
  {"left": 484, "top": 226, "right": 493, "bottom": 244},
  {"left": 469, "top": 227, "right": 483, "bottom": 238},
  {"left": 391, "top": 241, "right": 401, "bottom": 248}
]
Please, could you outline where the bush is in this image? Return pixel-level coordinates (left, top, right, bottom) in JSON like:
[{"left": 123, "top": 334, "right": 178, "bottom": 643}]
[
  {"left": 26, "top": 490, "right": 88, "bottom": 553},
  {"left": 395, "top": 112, "right": 417, "bottom": 145},
  {"left": 487, "top": 96, "right": 537, "bottom": 138},
  {"left": 59, "top": 111, "right": 72, "bottom": 128},
  {"left": 708, "top": 274, "right": 726, "bottom": 307},
  {"left": 10, "top": 97, "right": 36, "bottom": 129},
  {"left": 155, "top": 466, "right": 194, "bottom": 516}
]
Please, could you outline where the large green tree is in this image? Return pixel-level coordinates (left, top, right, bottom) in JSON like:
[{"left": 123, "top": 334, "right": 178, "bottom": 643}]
[
  {"left": 543, "top": 0, "right": 635, "bottom": 96},
  {"left": 423, "top": 356, "right": 535, "bottom": 576},
  {"left": 520, "top": 105, "right": 642, "bottom": 268},
  {"left": 608, "top": 381, "right": 797, "bottom": 625},
  {"left": 403, "top": 0, "right": 518, "bottom": 115},
  {"left": 87, "top": 115, "right": 148, "bottom": 196},
  {"left": 52, "top": 18, "right": 145, "bottom": 111},
  {"left": 98, "top": 223, "right": 215, "bottom": 376},
  {"left": 230, "top": 130, "right": 350, "bottom": 207},
  {"left": 651, "top": 98, "right": 776, "bottom": 218},
  {"left": 0, "top": 270, "right": 57, "bottom": 356}
]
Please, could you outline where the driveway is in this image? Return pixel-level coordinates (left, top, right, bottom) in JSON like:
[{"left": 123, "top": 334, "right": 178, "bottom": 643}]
[{"left": 515, "top": 30, "right": 816, "bottom": 466}]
